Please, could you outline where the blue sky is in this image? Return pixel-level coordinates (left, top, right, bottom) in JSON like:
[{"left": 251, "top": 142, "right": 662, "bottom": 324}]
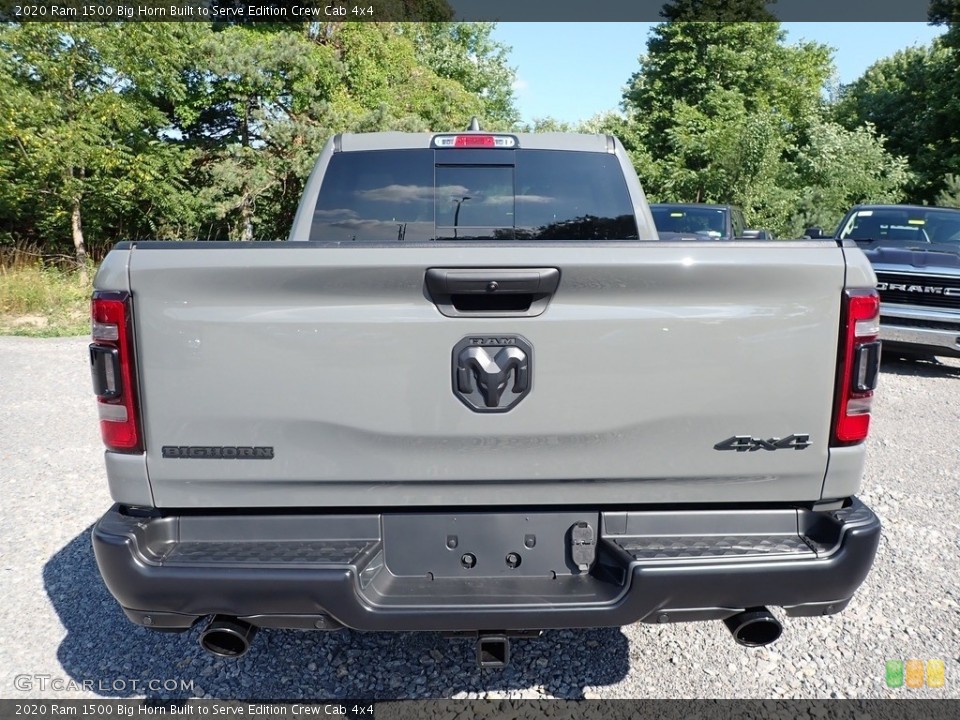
[{"left": 492, "top": 23, "right": 946, "bottom": 125}]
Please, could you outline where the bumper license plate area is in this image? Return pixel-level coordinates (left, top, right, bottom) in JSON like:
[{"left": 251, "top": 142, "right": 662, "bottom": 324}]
[{"left": 381, "top": 512, "right": 600, "bottom": 579}]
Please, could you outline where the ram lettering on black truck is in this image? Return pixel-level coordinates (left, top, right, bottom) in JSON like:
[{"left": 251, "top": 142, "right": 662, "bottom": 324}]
[{"left": 89, "top": 129, "right": 882, "bottom": 667}]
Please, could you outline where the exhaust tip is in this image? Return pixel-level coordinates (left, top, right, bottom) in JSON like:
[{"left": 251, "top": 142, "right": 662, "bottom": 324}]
[
  {"left": 724, "top": 607, "right": 783, "bottom": 647},
  {"left": 199, "top": 615, "right": 257, "bottom": 658}
]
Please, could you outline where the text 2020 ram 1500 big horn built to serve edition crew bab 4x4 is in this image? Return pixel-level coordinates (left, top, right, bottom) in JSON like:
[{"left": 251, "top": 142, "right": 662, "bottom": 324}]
[{"left": 90, "top": 129, "right": 882, "bottom": 667}]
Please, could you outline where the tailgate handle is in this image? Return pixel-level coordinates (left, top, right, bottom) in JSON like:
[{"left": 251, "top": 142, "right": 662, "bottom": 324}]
[
  {"left": 426, "top": 268, "right": 559, "bottom": 295},
  {"left": 425, "top": 268, "right": 560, "bottom": 317}
]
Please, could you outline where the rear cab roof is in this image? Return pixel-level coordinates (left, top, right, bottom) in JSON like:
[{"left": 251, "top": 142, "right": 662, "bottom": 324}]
[{"left": 337, "top": 131, "right": 614, "bottom": 153}]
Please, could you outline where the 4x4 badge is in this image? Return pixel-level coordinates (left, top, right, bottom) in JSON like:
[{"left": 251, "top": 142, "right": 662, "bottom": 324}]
[
  {"left": 714, "top": 434, "right": 811, "bottom": 452},
  {"left": 453, "top": 336, "right": 532, "bottom": 413}
]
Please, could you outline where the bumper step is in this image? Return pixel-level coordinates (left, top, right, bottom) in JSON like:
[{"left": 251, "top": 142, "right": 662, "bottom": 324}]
[
  {"left": 613, "top": 534, "right": 815, "bottom": 561},
  {"left": 93, "top": 499, "right": 880, "bottom": 632},
  {"left": 163, "top": 540, "right": 375, "bottom": 567}
]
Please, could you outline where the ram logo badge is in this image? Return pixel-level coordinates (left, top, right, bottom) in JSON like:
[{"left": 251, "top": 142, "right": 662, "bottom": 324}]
[
  {"left": 470, "top": 337, "right": 517, "bottom": 346},
  {"left": 714, "top": 435, "right": 811, "bottom": 452},
  {"left": 453, "top": 335, "right": 532, "bottom": 413}
]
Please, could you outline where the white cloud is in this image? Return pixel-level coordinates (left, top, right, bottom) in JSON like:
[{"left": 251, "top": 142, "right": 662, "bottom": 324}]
[
  {"left": 356, "top": 184, "right": 436, "bottom": 203},
  {"left": 313, "top": 208, "right": 358, "bottom": 219}
]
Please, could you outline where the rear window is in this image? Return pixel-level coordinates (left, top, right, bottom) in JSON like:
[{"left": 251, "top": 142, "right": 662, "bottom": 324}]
[{"left": 309, "top": 149, "right": 638, "bottom": 242}]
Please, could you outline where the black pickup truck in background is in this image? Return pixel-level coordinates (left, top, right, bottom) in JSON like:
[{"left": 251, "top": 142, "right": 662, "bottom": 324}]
[
  {"left": 832, "top": 204, "right": 960, "bottom": 360},
  {"left": 650, "top": 203, "right": 773, "bottom": 240}
]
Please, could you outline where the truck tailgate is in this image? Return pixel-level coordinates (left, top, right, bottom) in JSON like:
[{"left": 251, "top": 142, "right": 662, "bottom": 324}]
[{"left": 128, "top": 243, "right": 845, "bottom": 508}]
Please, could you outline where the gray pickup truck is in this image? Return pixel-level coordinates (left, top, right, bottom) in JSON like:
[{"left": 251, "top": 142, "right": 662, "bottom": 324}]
[
  {"left": 834, "top": 204, "right": 960, "bottom": 360},
  {"left": 90, "top": 129, "right": 882, "bottom": 667}
]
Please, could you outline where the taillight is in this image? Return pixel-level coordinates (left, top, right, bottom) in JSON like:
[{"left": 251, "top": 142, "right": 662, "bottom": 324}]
[
  {"left": 90, "top": 291, "right": 142, "bottom": 453},
  {"left": 831, "top": 290, "right": 881, "bottom": 445}
]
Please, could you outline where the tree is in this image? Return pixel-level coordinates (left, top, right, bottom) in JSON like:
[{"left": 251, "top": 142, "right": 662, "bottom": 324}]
[
  {"left": 833, "top": 41, "right": 960, "bottom": 203},
  {"left": 615, "top": 20, "right": 911, "bottom": 236},
  {"left": 0, "top": 21, "right": 516, "bottom": 250},
  {"left": 620, "top": 22, "right": 832, "bottom": 227},
  {"left": 0, "top": 23, "right": 196, "bottom": 264},
  {"left": 929, "top": 0, "right": 960, "bottom": 47},
  {"left": 936, "top": 174, "right": 960, "bottom": 207},
  {"left": 786, "top": 120, "right": 911, "bottom": 233},
  {"left": 659, "top": 0, "right": 778, "bottom": 21},
  {"left": 518, "top": 117, "right": 577, "bottom": 133},
  {"left": 172, "top": 24, "right": 333, "bottom": 241},
  {"left": 167, "top": 22, "right": 489, "bottom": 241},
  {"left": 399, "top": 23, "right": 519, "bottom": 129},
  {"left": 624, "top": 22, "right": 831, "bottom": 157}
]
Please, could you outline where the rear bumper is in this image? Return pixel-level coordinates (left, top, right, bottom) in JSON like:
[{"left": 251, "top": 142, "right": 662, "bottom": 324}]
[{"left": 92, "top": 499, "right": 880, "bottom": 632}]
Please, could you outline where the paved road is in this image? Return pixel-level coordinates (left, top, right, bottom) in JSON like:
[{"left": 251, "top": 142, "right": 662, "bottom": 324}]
[{"left": 1, "top": 337, "right": 957, "bottom": 700}]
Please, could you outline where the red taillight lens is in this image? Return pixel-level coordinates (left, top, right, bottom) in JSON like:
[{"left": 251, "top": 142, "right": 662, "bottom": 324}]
[
  {"left": 90, "top": 291, "right": 142, "bottom": 453},
  {"left": 432, "top": 134, "right": 517, "bottom": 149},
  {"left": 832, "top": 290, "right": 881, "bottom": 445},
  {"left": 454, "top": 134, "right": 496, "bottom": 147}
]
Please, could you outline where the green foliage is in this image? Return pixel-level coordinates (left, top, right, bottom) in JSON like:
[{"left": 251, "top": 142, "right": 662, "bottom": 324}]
[
  {"left": 374, "top": 0, "right": 455, "bottom": 22},
  {"left": 833, "top": 41, "right": 960, "bottom": 203},
  {"left": 0, "top": 16, "right": 943, "bottom": 267},
  {"left": 936, "top": 174, "right": 960, "bottom": 207},
  {"left": 0, "top": 21, "right": 516, "bottom": 249},
  {"left": 625, "top": 22, "right": 831, "bottom": 147},
  {"left": 399, "top": 22, "right": 519, "bottom": 129},
  {"left": 619, "top": 20, "right": 909, "bottom": 236},
  {"left": 659, "top": 0, "right": 778, "bottom": 21},
  {"left": 0, "top": 258, "right": 92, "bottom": 337},
  {"left": 929, "top": 0, "right": 960, "bottom": 47},
  {"left": 518, "top": 117, "right": 578, "bottom": 133},
  {"left": 786, "top": 120, "right": 911, "bottom": 233},
  {"left": 929, "top": 0, "right": 960, "bottom": 21},
  {"left": 0, "top": 23, "right": 198, "bottom": 254}
]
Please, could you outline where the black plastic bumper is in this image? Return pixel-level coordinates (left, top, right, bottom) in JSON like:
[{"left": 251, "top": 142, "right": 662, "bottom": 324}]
[{"left": 92, "top": 499, "right": 880, "bottom": 632}]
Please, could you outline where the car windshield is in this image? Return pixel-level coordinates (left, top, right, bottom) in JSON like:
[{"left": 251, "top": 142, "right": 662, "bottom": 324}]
[
  {"left": 838, "top": 208, "right": 960, "bottom": 250},
  {"left": 651, "top": 206, "right": 727, "bottom": 238}
]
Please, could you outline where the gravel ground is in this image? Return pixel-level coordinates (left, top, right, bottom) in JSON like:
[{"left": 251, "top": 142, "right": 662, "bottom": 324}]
[{"left": 0, "top": 336, "right": 958, "bottom": 700}]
